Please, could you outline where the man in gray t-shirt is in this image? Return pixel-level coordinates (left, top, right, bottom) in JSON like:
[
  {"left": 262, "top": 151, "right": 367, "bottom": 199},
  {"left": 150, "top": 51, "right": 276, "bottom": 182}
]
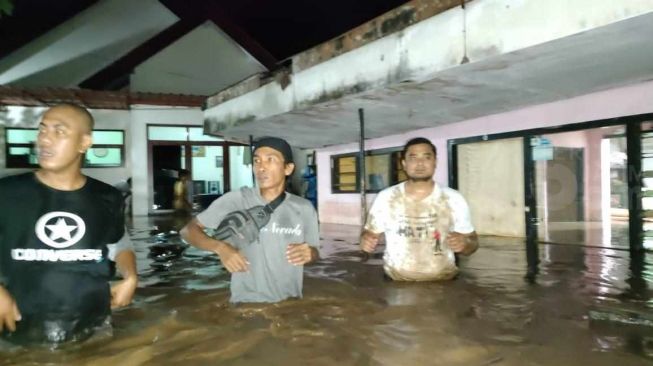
[{"left": 181, "top": 137, "right": 319, "bottom": 303}]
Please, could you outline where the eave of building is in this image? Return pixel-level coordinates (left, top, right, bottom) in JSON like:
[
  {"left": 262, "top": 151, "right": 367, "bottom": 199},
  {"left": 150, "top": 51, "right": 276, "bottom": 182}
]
[
  {"left": 204, "top": 0, "right": 462, "bottom": 108},
  {"left": 0, "top": 86, "right": 206, "bottom": 110},
  {"left": 203, "top": 0, "right": 653, "bottom": 149}
]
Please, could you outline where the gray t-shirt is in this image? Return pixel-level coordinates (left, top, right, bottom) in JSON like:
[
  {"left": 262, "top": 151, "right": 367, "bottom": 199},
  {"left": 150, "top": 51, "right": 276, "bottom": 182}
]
[{"left": 196, "top": 187, "right": 319, "bottom": 303}]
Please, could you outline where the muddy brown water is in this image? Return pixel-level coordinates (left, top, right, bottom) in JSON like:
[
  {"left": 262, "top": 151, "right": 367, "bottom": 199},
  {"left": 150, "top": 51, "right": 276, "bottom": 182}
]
[{"left": 1, "top": 219, "right": 651, "bottom": 365}]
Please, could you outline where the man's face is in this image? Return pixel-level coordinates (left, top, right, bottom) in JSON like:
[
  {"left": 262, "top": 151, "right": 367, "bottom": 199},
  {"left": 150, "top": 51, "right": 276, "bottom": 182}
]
[
  {"left": 36, "top": 106, "right": 92, "bottom": 173},
  {"left": 253, "top": 147, "right": 294, "bottom": 190},
  {"left": 401, "top": 143, "right": 436, "bottom": 182}
]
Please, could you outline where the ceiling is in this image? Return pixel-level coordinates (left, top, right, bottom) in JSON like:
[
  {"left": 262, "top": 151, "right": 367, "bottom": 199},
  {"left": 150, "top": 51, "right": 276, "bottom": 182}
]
[{"left": 0, "top": 0, "right": 411, "bottom": 102}]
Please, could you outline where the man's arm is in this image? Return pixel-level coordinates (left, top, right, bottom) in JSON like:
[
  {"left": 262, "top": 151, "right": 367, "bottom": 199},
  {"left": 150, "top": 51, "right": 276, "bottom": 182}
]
[
  {"left": 360, "top": 229, "right": 381, "bottom": 253},
  {"left": 286, "top": 204, "right": 320, "bottom": 266},
  {"left": 0, "top": 186, "right": 20, "bottom": 330},
  {"left": 107, "top": 229, "right": 138, "bottom": 308},
  {"left": 308, "top": 246, "right": 319, "bottom": 262},
  {"left": 0, "top": 247, "right": 20, "bottom": 331},
  {"left": 446, "top": 231, "right": 478, "bottom": 256},
  {"left": 286, "top": 244, "right": 318, "bottom": 265},
  {"left": 447, "top": 191, "right": 478, "bottom": 256},
  {"left": 110, "top": 250, "right": 138, "bottom": 308},
  {"left": 360, "top": 190, "right": 388, "bottom": 253},
  {"left": 0, "top": 285, "right": 20, "bottom": 332},
  {"left": 0, "top": 211, "right": 20, "bottom": 331},
  {"left": 180, "top": 218, "right": 249, "bottom": 273}
]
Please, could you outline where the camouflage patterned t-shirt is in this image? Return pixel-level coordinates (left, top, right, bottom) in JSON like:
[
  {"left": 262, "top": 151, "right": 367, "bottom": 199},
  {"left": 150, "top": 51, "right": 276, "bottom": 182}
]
[{"left": 365, "top": 182, "right": 474, "bottom": 281}]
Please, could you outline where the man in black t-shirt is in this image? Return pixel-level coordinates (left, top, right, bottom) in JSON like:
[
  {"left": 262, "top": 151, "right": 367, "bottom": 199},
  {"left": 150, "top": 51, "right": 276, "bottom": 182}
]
[{"left": 0, "top": 104, "right": 138, "bottom": 345}]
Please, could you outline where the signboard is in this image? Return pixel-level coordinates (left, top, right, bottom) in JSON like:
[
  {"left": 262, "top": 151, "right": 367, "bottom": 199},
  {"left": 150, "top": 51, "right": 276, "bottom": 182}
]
[{"left": 531, "top": 136, "right": 553, "bottom": 161}]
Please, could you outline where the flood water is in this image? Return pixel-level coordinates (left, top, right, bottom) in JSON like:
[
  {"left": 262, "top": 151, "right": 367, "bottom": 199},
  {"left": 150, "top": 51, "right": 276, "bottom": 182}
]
[{"left": 1, "top": 216, "right": 652, "bottom": 365}]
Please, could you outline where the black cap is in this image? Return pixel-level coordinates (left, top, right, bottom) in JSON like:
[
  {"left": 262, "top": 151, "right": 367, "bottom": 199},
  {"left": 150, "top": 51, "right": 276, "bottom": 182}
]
[{"left": 253, "top": 137, "right": 293, "bottom": 163}]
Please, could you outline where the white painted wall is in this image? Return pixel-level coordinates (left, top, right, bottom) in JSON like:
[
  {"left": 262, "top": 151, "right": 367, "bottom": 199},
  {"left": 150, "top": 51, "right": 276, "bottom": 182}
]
[
  {"left": 466, "top": 0, "right": 653, "bottom": 59},
  {"left": 316, "top": 79, "right": 653, "bottom": 226}
]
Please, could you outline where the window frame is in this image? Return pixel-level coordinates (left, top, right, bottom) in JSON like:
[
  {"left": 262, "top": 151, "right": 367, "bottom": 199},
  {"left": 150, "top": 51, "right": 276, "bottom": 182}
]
[
  {"left": 4, "top": 127, "right": 126, "bottom": 168},
  {"left": 146, "top": 125, "right": 224, "bottom": 142},
  {"left": 331, "top": 146, "right": 405, "bottom": 194}
]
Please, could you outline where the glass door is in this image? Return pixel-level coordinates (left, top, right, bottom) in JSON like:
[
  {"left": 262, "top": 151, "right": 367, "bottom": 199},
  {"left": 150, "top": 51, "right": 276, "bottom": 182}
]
[
  {"left": 190, "top": 145, "right": 224, "bottom": 210},
  {"left": 229, "top": 145, "right": 254, "bottom": 190},
  {"left": 530, "top": 125, "right": 629, "bottom": 248},
  {"left": 640, "top": 121, "right": 653, "bottom": 250}
]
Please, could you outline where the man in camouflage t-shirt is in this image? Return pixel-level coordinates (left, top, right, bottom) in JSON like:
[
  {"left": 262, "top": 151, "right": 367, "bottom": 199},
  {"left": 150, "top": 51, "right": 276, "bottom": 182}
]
[{"left": 361, "top": 137, "right": 478, "bottom": 281}]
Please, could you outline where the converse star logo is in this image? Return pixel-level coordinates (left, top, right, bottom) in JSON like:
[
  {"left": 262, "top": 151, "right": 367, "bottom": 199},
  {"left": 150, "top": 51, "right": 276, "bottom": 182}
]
[{"left": 35, "top": 211, "right": 86, "bottom": 249}]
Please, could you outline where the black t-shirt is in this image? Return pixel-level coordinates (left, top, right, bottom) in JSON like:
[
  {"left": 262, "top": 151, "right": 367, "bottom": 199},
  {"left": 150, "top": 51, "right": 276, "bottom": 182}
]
[{"left": 0, "top": 172, "right": 124, "bottom": 343}]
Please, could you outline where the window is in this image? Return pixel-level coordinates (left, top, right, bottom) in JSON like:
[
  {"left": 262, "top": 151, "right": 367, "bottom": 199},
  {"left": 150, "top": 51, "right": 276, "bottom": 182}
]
[
  {"left": 5, "top": 129, "right": 38, "bottom": 167},
  {"left": 147, "top": 126, "right": 223, "bottom": 142},
  {"left": 4, "top": 128, "right": 125, "bottom": 168},
  {"left": 331, "top": 148, "right": 406, "bottom": 193},
  {"left": 334, "top": 155, "right": 358, "bottom": 192},
  {"left": 85, "top": 130, "right": 124, "bottom": 167}
]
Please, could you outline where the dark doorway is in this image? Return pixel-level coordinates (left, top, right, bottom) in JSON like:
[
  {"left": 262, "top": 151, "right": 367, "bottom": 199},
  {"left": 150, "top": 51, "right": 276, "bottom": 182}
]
[{"left": 152, "top": 145, "right": 183, "bottom": 210}]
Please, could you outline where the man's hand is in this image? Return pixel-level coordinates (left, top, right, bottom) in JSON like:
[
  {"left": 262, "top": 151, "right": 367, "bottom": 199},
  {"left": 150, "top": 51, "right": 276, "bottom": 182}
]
[
  {"left": 0, "top": 286, "right": 21, "bottom": 332},
  {"left": 112, "top": 250, "right": 138, "bottom": 309},
  {"left": 182, "top": 218, "right": 248, "bottom": 273},
  {"left": 110, "top": 276, "right": 137, "bottom": 309},
  {"left": 360, "top": 230, "right": 380, "bottom": 253},
  {"left": 216, "top": 244, "right": 249, "bottom": 273},
  {"left": 446, "top": 231, "right": 479, "bottom": 256},
  {"left": 286, "top": 243, "right": 317, "bottom": 266}
]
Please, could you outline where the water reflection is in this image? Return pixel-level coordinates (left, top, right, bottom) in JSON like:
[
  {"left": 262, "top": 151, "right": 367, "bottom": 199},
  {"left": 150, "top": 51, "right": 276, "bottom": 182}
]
[{"left": 0, "top": 220, "right": 651, "bottom": 365}]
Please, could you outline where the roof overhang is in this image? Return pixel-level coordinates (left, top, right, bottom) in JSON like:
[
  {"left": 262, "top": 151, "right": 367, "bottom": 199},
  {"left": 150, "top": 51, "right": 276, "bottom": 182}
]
[
  {"left": 203, "top": 0, "right": 653, "bottom": 148},
  {"left": 0, "top": 86, "right": 206, "bottom": 109}
]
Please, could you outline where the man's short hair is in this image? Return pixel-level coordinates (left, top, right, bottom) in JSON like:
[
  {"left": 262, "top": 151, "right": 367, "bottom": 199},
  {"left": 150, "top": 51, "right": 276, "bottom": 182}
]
[
  {"left": 53, "top": 103, "right": 95, "bottom": 133},
  {"left": 402, "top": 137, "right": 437, "bottom": 159}
]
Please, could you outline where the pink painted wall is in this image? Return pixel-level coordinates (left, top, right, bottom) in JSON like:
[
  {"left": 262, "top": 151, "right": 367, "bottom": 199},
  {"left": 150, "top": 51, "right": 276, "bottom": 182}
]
[{"left": 316, "top": 80, "right": 653, "bottom": 225}]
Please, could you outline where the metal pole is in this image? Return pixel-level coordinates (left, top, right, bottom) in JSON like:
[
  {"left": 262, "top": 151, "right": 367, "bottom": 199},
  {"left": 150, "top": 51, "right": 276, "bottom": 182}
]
[
  {"left": 249, "top": 135, "right": 256, "bottom": 185},
  {"left": 359, "top": 108, "right": 367, "bottom": 226},
  {"left": 523, "top": 136, "right": 539, "bottom": 282},
  {"left": 626, "top": 122, "right": 643, "bottom": 252}
]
